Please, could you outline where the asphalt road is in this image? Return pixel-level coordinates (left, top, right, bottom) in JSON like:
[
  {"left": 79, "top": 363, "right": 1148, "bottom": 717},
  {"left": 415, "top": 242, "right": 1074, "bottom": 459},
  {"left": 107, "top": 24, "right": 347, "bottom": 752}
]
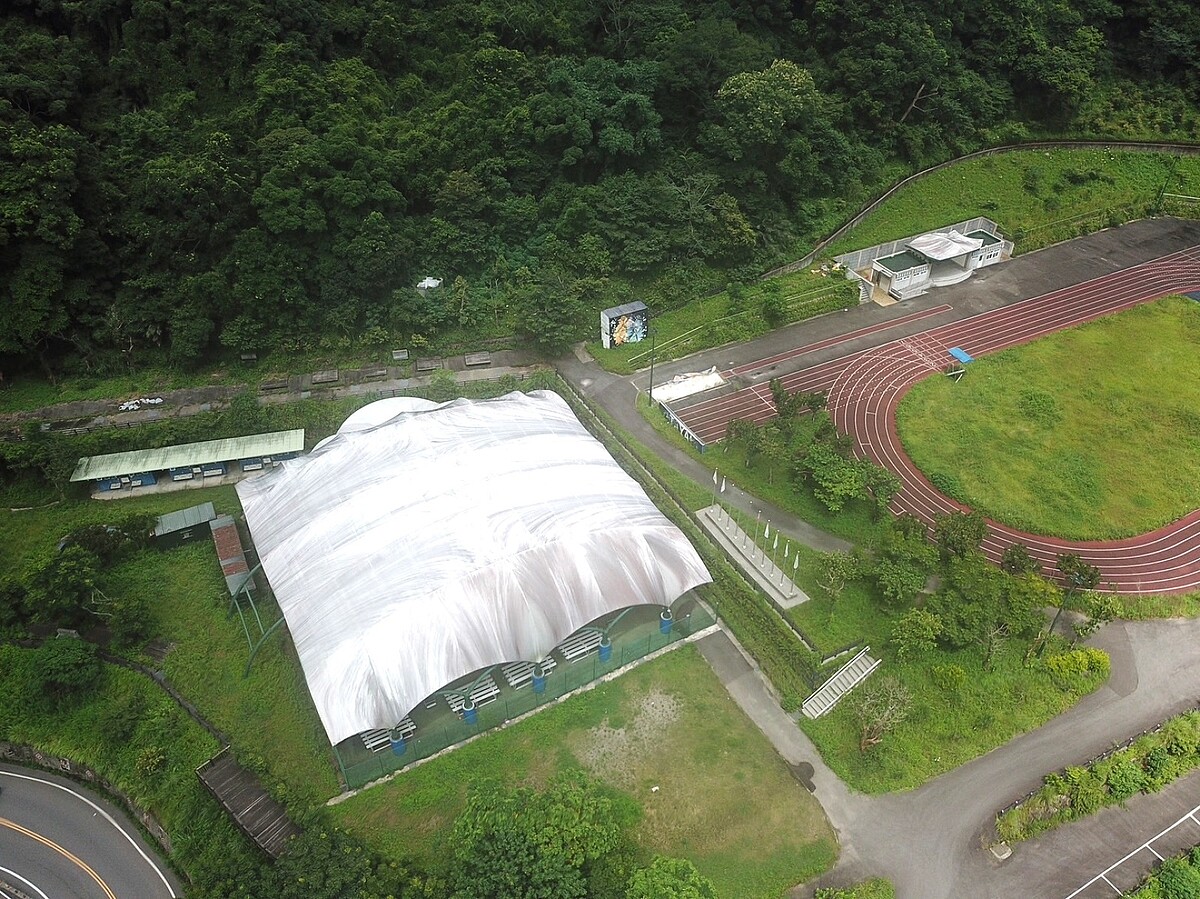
[{"left": 0, "top": 764, "right": 182, "bottom": 899}]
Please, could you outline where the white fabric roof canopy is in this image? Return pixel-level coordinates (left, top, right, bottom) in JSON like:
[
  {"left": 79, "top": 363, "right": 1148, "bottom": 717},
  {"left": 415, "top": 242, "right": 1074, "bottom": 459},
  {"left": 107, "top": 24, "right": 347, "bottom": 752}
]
[
  {"left": 907, "top": 228, "right": 983, "bottom": 261},
  {"left": 237, "top": 391, "right": 711, "bottom": 745}
]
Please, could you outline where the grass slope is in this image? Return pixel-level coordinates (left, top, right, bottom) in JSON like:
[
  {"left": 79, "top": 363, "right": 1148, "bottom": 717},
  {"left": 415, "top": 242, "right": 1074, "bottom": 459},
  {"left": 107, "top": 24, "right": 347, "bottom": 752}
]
[
  {"left": 897, "top": 297, "right": 1200, "bottom": 540},
  {"left": 112, "top": 541, "right": 339, "bottom": 804},
  {"left": 826, "top": 149, "right": 1200, "bottom": 258},
  {"left": 0, "top": 646, "right": 262, "bottom": 885},
  {"left": 0, "top": 485, "right": 339, "bottom": 806},
  {"left": 329, "top": 646, "right": 837, "bottom": 899}
]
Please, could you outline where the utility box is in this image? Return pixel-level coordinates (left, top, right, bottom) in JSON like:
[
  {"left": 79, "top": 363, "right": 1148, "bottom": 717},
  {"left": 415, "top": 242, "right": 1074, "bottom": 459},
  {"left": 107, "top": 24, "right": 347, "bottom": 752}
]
[{"left": 599, "top": 301, "right": 648, "bottom": 349}]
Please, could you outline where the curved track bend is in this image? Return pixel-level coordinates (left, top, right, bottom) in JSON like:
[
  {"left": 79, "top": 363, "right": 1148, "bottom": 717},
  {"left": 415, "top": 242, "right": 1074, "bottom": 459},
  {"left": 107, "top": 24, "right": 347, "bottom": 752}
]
[{"left": 675, "top": 245, "right": 1200, "bottom": 593}]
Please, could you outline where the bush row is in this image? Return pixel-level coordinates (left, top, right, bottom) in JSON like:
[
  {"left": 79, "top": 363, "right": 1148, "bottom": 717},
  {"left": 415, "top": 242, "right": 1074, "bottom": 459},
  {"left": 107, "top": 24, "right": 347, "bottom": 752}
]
[
  {"left": 1127, "top": 845, "right": 1200, "bottom": 899},
  {"left": 996, "top": 709, "right": 1200, "bottom": 843}
]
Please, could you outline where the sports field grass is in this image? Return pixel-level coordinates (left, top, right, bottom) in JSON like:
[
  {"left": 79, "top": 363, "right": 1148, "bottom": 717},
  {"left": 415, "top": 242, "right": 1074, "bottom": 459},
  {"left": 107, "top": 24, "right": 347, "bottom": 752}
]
[
  {"left": 897, "top": 296, "right": 1200, "bottom": 540},
  {"left": 328, "top": 645, "right": 837, "bottom": 899}
]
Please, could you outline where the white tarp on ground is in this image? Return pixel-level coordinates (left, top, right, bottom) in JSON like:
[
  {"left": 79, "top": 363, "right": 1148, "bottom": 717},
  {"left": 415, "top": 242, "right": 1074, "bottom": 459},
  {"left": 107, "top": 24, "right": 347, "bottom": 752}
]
[
  {"left": 237, "top": 391, "right": 712, "bottom": 745},
  {"left": 907, "top": 229, "right": 983, "bottom": 261},
  {"left": 650, "top": 367, "right": 726, "bottom": 404}
]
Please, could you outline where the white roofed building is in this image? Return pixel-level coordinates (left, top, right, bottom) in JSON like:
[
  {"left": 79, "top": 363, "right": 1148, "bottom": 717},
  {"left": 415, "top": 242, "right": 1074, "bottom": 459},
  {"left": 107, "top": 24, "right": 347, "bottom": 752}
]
[
  {"left": 236, "top": 391, "right": 712, "bottom": 761},
  {"left": 835, "top": 218, "right": 1009, "bottom": 306}
]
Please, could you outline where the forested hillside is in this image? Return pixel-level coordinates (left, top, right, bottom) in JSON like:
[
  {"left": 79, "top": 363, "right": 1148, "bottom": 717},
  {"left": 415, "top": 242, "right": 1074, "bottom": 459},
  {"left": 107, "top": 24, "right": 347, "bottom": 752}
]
[{"left": 2, "top": 0, "right": 1198, "bottom": 375}]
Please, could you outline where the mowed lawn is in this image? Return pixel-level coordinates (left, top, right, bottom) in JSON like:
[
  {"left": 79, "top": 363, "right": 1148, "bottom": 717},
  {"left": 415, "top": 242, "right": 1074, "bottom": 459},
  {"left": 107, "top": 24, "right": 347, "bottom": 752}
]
[
  {"left": 329, "top": 645, "right": 836, "bottom": 899},
  {"left": 897, "top": 296, "right": 1200, "bottom": 540}
]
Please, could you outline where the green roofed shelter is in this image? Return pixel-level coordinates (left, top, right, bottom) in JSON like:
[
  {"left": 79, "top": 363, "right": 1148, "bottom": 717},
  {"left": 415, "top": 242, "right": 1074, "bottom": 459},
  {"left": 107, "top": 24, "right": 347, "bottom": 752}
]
[
  {"left": 71, "top": 430, "right": 305, "bottom": 483},
  {"left": 153, "top": 501, "right": 218, "bottom": 549}
]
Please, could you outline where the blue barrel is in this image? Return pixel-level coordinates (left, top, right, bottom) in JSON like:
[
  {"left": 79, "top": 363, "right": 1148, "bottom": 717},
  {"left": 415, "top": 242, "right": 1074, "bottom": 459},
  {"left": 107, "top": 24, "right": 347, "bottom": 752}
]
[
  {"left": 462, "top": 700, "right": 478, "bottom": 725},
  {"left": 660, "top": 609, "right": 674, "bottom": 635},
  {"left": 598, "top": 638, "right": 612, "bottom": 662},
  {"left": 532, "top": 665, "right": 547, "bottom": 694},
  {"left": 390, "top": 735, "right": 406, "bottom": 756}
]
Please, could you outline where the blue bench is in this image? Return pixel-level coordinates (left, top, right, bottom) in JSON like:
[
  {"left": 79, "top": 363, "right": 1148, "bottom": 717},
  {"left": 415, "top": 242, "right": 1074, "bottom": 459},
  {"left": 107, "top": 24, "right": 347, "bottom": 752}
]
[{"left": 948, "top": 347, "right": 973, "bottom": 364}]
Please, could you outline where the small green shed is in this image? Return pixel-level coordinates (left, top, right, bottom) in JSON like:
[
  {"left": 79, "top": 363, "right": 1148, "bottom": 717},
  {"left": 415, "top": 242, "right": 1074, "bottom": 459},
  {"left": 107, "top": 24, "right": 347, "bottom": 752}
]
[{"left": 153, "top": 501, "right": 217, "bottom": 550}]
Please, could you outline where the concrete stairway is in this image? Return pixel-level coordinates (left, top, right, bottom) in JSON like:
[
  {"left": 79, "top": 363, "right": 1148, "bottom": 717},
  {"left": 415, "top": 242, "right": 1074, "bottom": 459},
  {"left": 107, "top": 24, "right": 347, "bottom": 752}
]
[{"left": 801, "top": 647, "right": 881, "bottom": 719}]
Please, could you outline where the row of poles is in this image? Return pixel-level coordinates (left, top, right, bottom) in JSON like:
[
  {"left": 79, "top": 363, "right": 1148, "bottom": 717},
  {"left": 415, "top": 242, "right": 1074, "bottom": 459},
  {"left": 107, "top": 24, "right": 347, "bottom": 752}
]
[{"left": 709, "top": 471, "right": 799, "bottom": 594}]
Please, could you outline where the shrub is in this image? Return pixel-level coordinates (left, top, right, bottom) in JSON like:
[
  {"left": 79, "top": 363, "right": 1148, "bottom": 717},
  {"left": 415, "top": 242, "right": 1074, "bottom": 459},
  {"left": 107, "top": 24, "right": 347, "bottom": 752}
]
[
  {"left": 33, "top": 638, "right": 102, "bottom": 705},
  {"left": 1156, "top": 856, "right": 1200, "bottom": 899},
  {"left": 1162, "top": 714, "right": 1200, "bottom": 757},
  {"left": 1044, "top": 648, "right": 1109, "bottom": 688},
  {"left": 930, "top": 664, "right": 966, "bottom": 693},
  {"left": 1105, "top": 758, "right": 1145, "bottom": 801},
  {"left": 1143, "top": 746, "right": 1173, "bottom": 791},
  {"left": 136, "top": 745, "right": 167, "bottom": 777},
  {"left": 1069, "top": 771, "right": 1106, "bottom": 816}
]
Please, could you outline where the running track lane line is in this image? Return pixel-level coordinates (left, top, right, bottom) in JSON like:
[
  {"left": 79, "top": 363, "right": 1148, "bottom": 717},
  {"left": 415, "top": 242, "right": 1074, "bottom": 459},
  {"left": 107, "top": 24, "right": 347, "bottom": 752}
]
[
  {"left": 726, "top": 304, "right": 954, "bottom": 377},
  {"left": 835, "top": 250, "right": 1200, "bottom": 593},
  {"left": 0, "top": 817, "right": 116, "bottom": 899},
  {"left": 682, "top": 250, "right": 1196, "bottom": 441}
]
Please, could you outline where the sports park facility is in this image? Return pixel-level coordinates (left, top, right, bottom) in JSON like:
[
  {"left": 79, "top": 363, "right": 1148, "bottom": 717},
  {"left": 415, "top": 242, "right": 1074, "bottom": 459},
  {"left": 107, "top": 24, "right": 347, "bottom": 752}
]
[
  {"left": 235, "top": 390, "right": 714, "bottom": 788},
  {"left": 664, "top": 244, "right": 1200, "bottom": 594}
]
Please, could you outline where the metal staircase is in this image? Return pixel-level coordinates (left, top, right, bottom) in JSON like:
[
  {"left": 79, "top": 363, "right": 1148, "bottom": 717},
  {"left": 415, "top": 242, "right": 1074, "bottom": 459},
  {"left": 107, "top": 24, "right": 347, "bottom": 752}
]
[{"left": 801, "top": 647, "right": 881, "bottom": 719}]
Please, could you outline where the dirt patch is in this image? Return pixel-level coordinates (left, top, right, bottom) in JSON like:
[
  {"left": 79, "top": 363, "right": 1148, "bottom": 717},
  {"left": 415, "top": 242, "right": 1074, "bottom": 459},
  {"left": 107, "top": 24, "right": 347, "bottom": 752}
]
[{"left": 575, "top": 688, "right": 681, "bottom": 788}]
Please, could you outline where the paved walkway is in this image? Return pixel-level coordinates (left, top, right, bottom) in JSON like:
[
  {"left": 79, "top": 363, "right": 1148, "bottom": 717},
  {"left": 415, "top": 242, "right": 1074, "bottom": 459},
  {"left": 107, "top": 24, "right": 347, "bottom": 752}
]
[
  {"left": 697, "top": 598, "right": 1200, "bottom": 898},
  {"left": 556, "top": 351, "right": 852, "bottom": 555}
]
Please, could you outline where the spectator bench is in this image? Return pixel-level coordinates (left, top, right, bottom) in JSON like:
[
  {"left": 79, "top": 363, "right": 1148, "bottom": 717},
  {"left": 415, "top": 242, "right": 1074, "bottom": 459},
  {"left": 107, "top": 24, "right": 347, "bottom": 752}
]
[
  {"left": 501, "top": 658, "right": 558, "bottom": 690},
  {"left": 361, "top": 716, "right": 416, "bottom": 753}
]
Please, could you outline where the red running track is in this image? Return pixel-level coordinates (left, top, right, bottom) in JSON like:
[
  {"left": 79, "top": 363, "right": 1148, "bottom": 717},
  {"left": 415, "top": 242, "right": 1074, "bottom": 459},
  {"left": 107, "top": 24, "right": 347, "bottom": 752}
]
[{"left": 674, "top": 245, "right": 1200, "bottom": 593}]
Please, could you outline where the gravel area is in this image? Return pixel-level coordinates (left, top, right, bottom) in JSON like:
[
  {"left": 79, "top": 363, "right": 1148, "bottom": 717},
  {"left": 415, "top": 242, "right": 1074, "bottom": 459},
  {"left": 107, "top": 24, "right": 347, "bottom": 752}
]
[{"left": 576, "top": 689, "right": 681, "bottom": 787}]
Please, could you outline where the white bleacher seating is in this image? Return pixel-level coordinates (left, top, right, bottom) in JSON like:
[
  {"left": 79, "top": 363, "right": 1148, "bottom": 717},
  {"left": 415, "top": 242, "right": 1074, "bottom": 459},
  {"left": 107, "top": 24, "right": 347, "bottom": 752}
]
[
  {"left": 501, "top": 658, "right": 558, "bottom": 690},
  {"left": 360, "top": 716, "right": 416, "bottom": 753},
  {"left": 444, "top": 672, "right": 500, "bottom": 715},
  {"left": 556, "top": 630, "right": 603, "bottom": 663}
]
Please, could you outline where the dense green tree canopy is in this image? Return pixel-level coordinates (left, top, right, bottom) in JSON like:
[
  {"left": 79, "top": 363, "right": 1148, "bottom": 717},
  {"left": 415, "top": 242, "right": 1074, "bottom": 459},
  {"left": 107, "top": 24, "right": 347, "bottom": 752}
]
[{"left": 0, "top": 0, "right": 1192, "bottom": 374}]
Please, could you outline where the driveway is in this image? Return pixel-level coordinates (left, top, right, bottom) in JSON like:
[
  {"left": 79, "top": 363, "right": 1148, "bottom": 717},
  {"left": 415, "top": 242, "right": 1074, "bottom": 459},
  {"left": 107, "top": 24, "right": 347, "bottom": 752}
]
[{"left": 798, "top": 618, "right": 1200, "bottom": 898}]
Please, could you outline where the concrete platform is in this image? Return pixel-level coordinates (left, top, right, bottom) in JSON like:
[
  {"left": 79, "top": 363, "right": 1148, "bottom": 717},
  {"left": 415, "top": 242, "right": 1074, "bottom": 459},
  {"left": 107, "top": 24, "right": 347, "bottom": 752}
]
[{"left": 696, "top": 505, "right": 810, "bottom": 608}]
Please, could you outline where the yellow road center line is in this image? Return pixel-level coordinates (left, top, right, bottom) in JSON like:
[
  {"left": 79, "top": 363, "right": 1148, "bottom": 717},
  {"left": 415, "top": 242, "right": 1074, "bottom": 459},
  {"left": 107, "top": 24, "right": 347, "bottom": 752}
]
[{"left": 0, "top": 816, "right": 117, "bottom": 899}]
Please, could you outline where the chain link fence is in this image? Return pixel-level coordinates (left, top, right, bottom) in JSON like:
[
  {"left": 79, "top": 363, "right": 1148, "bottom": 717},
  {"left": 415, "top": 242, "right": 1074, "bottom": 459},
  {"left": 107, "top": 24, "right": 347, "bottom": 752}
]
[{"left": 334, "top": 606, "right": 718, "bottom": 790}]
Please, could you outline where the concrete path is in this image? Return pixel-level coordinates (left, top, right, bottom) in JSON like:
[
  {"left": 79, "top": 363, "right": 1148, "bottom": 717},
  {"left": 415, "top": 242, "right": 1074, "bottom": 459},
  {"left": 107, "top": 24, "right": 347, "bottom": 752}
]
[{"left": 698, "top": 616, "right": 1200, "bottom": 899}]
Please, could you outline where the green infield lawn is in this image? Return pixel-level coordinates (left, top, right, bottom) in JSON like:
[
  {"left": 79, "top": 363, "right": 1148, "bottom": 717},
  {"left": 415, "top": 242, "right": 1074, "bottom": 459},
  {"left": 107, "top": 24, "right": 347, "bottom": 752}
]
[
  {"left": 896, "top": 296, "right": 1200, "bottom": 540},
  {"left": 329, "top": 645, "right": 836, "bottom": 899}
]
